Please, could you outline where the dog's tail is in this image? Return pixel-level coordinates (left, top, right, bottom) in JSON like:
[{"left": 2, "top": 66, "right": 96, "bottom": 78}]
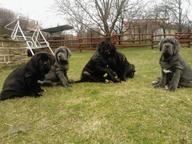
[{"left": 73, "top": 79, "right": 84, "bottom": 83}]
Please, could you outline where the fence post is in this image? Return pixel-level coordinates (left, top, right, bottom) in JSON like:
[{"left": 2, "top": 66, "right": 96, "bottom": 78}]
[
  {"left": 151, "top": 33, "right": 154, "bottom": 49},
  {"left": 78, "top": 38, "right": 82, "bottom": 52},
  {"left": 188, "top": 33, "right": 191, "bottom": 48}
]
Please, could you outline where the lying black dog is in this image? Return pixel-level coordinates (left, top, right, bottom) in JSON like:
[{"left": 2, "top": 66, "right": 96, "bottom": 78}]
[
  {"left": 153, "top": 37, "right": 192, "bottom": 91},
  {"left": 79, "top": 41, "right": 135, "bottom": 82},
  {"left": 107, "top": 51, "right": 135, "bottom": 81},
  {"left": 40, "top": 46, "right": 72, "bottom": 87},
  {"left": 0, "top": 52, "right": 54, "bottom": 100}
]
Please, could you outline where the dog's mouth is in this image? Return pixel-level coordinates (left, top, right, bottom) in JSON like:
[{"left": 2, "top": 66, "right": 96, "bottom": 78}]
[
  {"left": 58, "top": 59, "right": 68, "bottom": 64},
  {"left": 162, "top": 51, "right": 172, "bottom": 58},
  {"left": 103, "top": 50, "right": 112, "bottom": 57}
]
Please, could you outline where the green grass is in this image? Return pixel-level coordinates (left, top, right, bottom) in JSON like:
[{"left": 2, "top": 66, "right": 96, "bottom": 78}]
[{"left": 0, "top": 48, "right": 192, "bottom": 143}]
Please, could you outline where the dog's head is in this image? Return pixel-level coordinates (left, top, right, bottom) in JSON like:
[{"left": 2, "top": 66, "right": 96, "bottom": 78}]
[
  {"left": 55, "top": 46, "right": 71, "bottom": 64},
  {"left": 97, "top": 41, "right": 116, "bottom": 57},
  {"left": 26, "top": 52, "right": 55, "bottom": 79},
  {"left": 160, "top": 37, "right": 180, "bottom": 57}
]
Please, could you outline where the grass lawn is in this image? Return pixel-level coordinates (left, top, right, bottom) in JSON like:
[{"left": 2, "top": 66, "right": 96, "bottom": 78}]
[{"left": 0, "top": 48, "right": 192, "bottom": 144}]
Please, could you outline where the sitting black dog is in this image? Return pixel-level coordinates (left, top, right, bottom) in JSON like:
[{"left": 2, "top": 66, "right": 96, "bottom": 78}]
[
  {"left": 79, "top": 41, "right": 135, "bottom": 82},
  {"left": 153, "top": 37, "right": 192, "bottom": 91},
  {"left": 40, "top": 46, "right": 72, "bottom": 87},
  {"left": 0, "top": 52, "right": 54, "bottom": 100}
]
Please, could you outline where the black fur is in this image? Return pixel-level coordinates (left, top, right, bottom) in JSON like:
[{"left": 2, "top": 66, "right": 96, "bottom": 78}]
[
  {"left": 0, "top": 52, "right": 54, "bottom": 100},
  {"left": 106, "top": 51, "right": 135, "bottom": 81},
  {"left": 79, "top": 41, "right": 135, "bottom": 82}
]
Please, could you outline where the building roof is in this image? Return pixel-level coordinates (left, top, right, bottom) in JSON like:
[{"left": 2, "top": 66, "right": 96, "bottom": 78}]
[{"left": 42, "top": 25, "right": 73, "bottom": 34}]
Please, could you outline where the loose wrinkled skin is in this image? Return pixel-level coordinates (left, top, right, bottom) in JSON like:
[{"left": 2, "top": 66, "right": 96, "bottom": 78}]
[
  {"left": 153, "top": 37, "right": 192, "bottom": 91},
  {"left": 40, "top": 46, "right": 72, "bottom": 87},
  {"left": 0, "top": 52, "right": 54, "bottom": 100}
]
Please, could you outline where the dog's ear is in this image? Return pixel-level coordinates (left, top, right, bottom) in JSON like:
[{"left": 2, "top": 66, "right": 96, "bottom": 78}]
[
  {"left": 48, "top": 53, "right": 55, "bottom": 65},
  {"left": 159, "top": 38, "right": 164, "bottom": 51},
  {"left": 25, "top": 54, "right": 39, "bottom": 78},
  {"left": 66, "top": 48, "right": 72, "bottom": 58},
  {"left": 173, "top": 38, "right": 180, "bottom": 54}
]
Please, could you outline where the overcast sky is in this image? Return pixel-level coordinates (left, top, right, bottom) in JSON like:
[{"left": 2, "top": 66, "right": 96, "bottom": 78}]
[
  {"left": 0, "top": 0, "right": 192, "bottom": 29},
  {"left": 0, "top": 0, "right": 65, "bottom": 28}
]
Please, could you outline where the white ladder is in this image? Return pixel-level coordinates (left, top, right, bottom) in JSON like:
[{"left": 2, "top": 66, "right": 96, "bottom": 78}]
[{"left": 5, "top": 17, "right": 54, "bottom": 56}]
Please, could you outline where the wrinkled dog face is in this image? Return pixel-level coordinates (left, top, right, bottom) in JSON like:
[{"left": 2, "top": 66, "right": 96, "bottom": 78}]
[
  {"left": 160, "top": 37, "right": 180, "bottom": 57},
  {"left": 35, "top": 53, "right": 54, "bottom": 75},
  {"left": 56, "top": 47, "right": 71, "bottom": 64},
  {"left": 30, "top": 52, "right": 55, "bottom": 79},
  {"left": 98, "top": 41, "right": 116, "bottom": 57}
]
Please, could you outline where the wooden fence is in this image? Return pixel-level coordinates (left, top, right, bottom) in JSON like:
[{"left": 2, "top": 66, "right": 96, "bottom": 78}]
[{"left": 48, "top": 33, "right": 192, "bottom": 52}]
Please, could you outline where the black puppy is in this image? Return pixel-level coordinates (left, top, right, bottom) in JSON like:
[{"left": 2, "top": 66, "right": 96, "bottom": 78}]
[
  {"left": 79, "top": 41, "right": 120, "bottom": 82},
  {"left": 153, "top": 37, "right": 192, "bottom": 91},
  {"left": 107, "top": 51, "right": 135, "bottom": 81},
  {"left": 0, "top": 52, "right": 54, "bottom": 100},
  {"left": 40, "top": 46, "right": 72, "bottom": 87}
]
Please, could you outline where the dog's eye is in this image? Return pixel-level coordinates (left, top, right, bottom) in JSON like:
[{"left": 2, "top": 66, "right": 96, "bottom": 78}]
[{"left": 170, "top": 42, "right": 174, "bottom": 44}]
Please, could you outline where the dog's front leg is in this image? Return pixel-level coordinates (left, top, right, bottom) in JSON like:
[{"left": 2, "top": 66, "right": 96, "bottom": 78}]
[
  {"left": 168, "top": 69, "right": 181, "bottom": 91},
  {"left": 56, "top": 71, "right": 70, "bottom": 87},
  {"left": 105, "top": 68, "right": 120, "bottom": 82},
  {"left": 25, "top": 78, "right": 42, "bottom": 97},
  {"left": 160, "top": 72, "right": 167, "bottom": 87},
  {"left": 153, "top": 72, "right": 166, "bottom": 88}
]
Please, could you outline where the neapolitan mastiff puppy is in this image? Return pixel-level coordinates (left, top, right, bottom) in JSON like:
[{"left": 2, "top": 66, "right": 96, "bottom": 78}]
[
  {"left": 153, "top": 37, "right": 192, "bottom": 91},
  {"left": 0, "top": 52, "right": 54, "bottom": 100},
  {"left": 79, "top": 40, "right": 135, "bottom": 82},
  {"left": 40, "top": 46, "right": 72, "bottom": 87},
  {"left": 107, "top": 50, "right": 135, "bottom": 81}
]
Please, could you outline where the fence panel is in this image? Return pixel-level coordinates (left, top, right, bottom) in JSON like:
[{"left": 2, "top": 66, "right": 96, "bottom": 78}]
[{"left": 48, "top": 33, "right": 192, "bottom": 52}]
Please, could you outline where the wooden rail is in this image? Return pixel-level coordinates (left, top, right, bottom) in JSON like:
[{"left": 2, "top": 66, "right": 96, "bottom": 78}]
[{"left": 48, "top": 32, "right": 192, "bottom": 52}]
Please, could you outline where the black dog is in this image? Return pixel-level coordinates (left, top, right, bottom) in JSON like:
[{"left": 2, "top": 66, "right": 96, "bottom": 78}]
[
  {"left": 153, "top": 37, "right": 192, "bottom": 91},
  {"left": 79, "top": 41, "right": 135, "bottom": 82},
  {"left": 106, "top": 51, "right": 135, "bottom": 81},
  {"left": 40, "top": 46, "right": 72, "bottom": 87},
  {"left": 0, "top": 52, "right": 54, "bottom": 100}
]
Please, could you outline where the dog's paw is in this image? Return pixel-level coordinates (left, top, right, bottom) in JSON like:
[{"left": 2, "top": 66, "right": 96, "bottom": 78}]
[
  {"left": 67, "top": 83, "right": 72, "bottom": 87},
  {"left": 114, "top": 78, "right": 121, "bottom": 83},
  {"left": 152, "top": 81, "right": 161, "bottom": 88},
  {"left": 62, "top": 82, "right": 71, "bottom": 87},
  {"left": 68, "top": 79, "right": 75, "bottom": 84},
  {"left": 168, "top": 84, "right": 177, "bottom": 91},
  {"left": 37, "top": 88, "right": 44, "bottom": 92},
  {"left": 105, "top": 79, "right": 113, "bottom": 83},
  {"left": 33, "top": 93, "right": 42, "bottom": 98}
]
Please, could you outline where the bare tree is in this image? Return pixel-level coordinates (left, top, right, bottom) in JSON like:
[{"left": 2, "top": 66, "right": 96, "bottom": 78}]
[
  {"left": 145, "top": 3, "right": 173, "bottom": 37},
  {"left": 0, "top": 8, "right": 16, "bottom": 34},
  {"left": 67, "top": 18, "right": 86, "bottom": 37},
  {"left": 0, "top": 8, "right": 16, "bottom": 26},
  {"left": 112, "top": 0, "right": 145, "bottom": 44},
  {"left": 162, "top": 0, "right": 191, "bottom": 32},
  {"left": 113, "top": 0, "right": 144, "bottom": 35},
  {"left": 54, "top": 0, "right": 128, "bottom": 39}
]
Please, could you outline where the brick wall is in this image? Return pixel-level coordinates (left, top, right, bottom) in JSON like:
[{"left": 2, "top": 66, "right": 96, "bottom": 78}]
[{"left": 0, "top": 37, "right": 28, "bottom": 64}]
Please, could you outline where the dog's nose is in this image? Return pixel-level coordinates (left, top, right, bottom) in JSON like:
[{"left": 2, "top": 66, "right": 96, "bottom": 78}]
[
  {"left": 165, "top": 44, "right": 170, "bottom": 48},
  {"left": 44, "top": 61, "right": 49, "bottom": 65}
]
